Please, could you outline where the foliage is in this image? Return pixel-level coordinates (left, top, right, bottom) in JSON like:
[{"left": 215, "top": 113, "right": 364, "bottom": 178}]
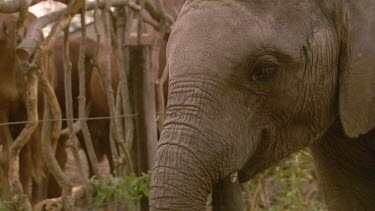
[
  {"left": 91, "top": 172, "right": 151, "bottom": 209},
  {"left": 88, "top": 151, "right": 325, "bottom": 210},
  {"left": 243, "top": 150, "right": 327, "bottom": 211},
  {"left": 1, "top": 151, "right": 325, "bottom": 211},
  {"left": 0, "top": 198, "right": 14, "bottom": 211}
]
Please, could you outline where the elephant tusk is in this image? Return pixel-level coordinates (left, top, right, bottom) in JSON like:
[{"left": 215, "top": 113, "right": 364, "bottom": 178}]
[{"left": 230, "top": 171, "right": 239, "bottom": 183}]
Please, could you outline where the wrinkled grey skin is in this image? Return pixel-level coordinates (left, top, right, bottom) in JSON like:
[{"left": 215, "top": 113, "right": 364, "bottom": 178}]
[{"left": 150, "top": 0, "right": 375, "bottom": 210}]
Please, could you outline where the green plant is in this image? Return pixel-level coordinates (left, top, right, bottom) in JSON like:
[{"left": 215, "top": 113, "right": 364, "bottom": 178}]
[
  {"left": 0, "top": 198, "right": 14, "bottom": 211},
  {"left": 91, "top": 172, "right": 151, "bottom": 209},
  {"left": 243, "top": 150, "right": 327, "bottom": 211}
]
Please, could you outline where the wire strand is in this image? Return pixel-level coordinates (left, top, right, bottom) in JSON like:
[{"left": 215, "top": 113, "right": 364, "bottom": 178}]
[
  {"left": 0, "top": 114, "right": 138, "bottom": 127},
  {"left": 0, "top": 112, "right": 167, "bottom": 127}
]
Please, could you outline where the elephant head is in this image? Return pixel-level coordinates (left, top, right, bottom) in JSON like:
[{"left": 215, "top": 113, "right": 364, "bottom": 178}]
[{"left": 150, "top": 0, "right": 375, "bottom": 210}]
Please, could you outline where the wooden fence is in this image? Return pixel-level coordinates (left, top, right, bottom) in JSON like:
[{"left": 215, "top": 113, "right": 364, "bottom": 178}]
[{"left": 0, "top": 0, "right": 185, "bottom": 210}]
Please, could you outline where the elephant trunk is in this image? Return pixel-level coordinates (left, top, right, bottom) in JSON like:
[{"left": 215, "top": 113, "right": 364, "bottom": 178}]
[
  {"left": 150, "top": 128, "right": 212, "bottom": 210},
  {"left": 149, "top": 80, "right": 221, "bottom": 209}
]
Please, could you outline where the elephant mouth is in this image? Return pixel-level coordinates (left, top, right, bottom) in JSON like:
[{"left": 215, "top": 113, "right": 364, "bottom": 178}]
[
  {"left": 237, "top": 128, "right": 267, "bottom": 183},
  {"left": 239, "top": 168, "right": 258, "bottom": 183}
]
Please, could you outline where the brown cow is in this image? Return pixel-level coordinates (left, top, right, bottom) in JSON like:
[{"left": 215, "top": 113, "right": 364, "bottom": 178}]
[{"left": 0, "top": 12, "right": 52, "bottom": 203}]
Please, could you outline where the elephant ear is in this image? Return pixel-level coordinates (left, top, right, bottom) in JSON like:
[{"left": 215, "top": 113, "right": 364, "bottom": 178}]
[{"left": 338, "top": 4, "right": 375, "bottom": 138}]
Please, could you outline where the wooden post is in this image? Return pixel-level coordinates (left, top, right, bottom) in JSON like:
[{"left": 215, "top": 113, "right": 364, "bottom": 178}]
[
  {"left": 129, "top": 44, "right": 158, "bottom": 211},
  {"left": 129, "top": 45, "right": 157, "bottom": 171}
]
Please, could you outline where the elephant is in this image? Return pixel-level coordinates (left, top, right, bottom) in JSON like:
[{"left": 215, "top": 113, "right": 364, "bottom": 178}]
[{"left": 149, "top": 0, "right": 375, "bottom": 210}]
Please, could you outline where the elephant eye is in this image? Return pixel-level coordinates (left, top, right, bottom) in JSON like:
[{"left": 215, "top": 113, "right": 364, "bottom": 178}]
[{"left": 251, "top": 62, "right": 278, "bottom": 81}]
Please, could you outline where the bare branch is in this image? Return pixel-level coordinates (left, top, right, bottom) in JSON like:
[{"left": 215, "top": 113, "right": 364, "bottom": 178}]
[
  {"left": 16, "top": 0, "right": 84, "bottom": 61},
  {"left": 112, "top": 81, "right": 123, "bottom": 174},
  {"left": 77, "top": 2, "right": 104, "bottom": 182},
  {"left": 144, "top": 0, "right": 173, "bottom": 26},
  {"left": 0, "top": 0, "right": 42, "bottom": 13},
  {"left": 152, "top": 24, "right": 168, "bottom": 129},
  {"left": 8, "top": 70, "right": 37, "bottom": 211},
  {"left": 102, "top": 3, "right": 135, "bottom": 174},
  {"left": 61, "top": 120, "right": 82, "bottom": 136},
  {"left": 7, "top": 2, "right": 34, "bottom": 210},
  {"left": 33, "top": 184, "right": 96, "bottom": 211},
  {"left": 16, "top": 9, "right": 62, "bottom": 61},
  {"left": 32, "top": 0, "right": 85, "bottom": 209},
  {"left": 113, "top": 7, "right": 136, "bottom": 174},
  {"left": 16, "top": 0, "right": 165, "bottom": 62},
  {"left": 62, "top": 28, "right": 93, "bottom": 207},
  {"left": 38, "top": 54, "right": 74, "bottom": 208}
]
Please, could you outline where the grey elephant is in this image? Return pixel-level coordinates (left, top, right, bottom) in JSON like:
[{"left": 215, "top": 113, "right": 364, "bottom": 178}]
[{"left": 150, "top": 0, "right": 375, "bottom": 210}]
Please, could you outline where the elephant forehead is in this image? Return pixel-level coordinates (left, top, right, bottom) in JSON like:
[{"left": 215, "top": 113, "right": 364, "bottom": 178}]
[
  {"left": 168, "top": 1, "right": 270, "bottom": 76},
  {"left": 167, "top": 0, "right": 308, "bottom": 78}
]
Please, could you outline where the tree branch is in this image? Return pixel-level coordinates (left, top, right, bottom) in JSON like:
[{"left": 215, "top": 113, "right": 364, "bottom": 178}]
[
  {"left": 8, "top": 69, "right": 37, "bottom": 211},
  {"left": 0, "top": 0, "right": 42, "bottom": 13},
  {"left": 33, "top": 183, "right": 96, "bottom": 211},
  {"left": 16, "top": 0, "right": 166, "bottom": 62}
]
